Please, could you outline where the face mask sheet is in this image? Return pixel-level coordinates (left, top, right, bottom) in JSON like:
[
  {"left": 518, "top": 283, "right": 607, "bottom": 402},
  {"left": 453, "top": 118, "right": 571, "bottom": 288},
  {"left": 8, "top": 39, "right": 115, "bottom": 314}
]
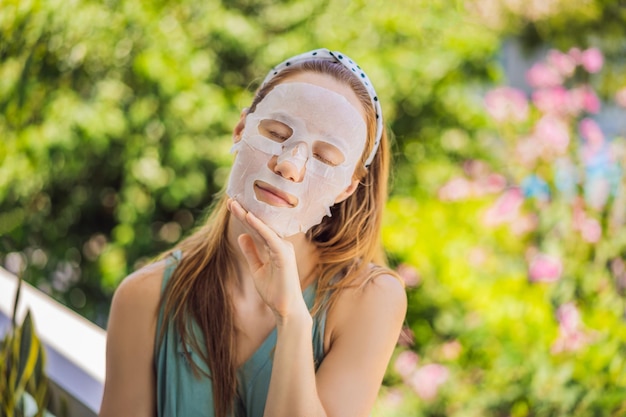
[{"left": 226, "top": 82, "right": 367, "bottom": 237}]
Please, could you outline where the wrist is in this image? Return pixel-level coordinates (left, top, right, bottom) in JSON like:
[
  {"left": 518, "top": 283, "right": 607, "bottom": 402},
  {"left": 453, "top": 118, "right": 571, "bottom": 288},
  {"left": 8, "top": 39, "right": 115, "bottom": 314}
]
[{"left": 276, "top": 302, "right": 312, "bottom": 328}]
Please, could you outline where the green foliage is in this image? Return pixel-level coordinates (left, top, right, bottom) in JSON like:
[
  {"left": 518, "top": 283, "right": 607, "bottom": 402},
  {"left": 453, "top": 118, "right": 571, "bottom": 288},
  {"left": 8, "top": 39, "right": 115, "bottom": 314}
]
[
  {"left": 0, "top": 0, "right": 501, "bottom": 325},
  {"left": 2, "top": 0, "right": 626, "bottom": 415},
  {"left": 0, "top": 277, "right": 50, "bottom": 417}
]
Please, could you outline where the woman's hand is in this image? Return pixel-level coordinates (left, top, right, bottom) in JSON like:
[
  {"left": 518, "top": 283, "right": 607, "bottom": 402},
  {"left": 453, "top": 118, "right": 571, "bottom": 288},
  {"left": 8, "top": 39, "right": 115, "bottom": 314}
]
[{"left": 227, "top": 199, "right": 309, "bottom": 322}]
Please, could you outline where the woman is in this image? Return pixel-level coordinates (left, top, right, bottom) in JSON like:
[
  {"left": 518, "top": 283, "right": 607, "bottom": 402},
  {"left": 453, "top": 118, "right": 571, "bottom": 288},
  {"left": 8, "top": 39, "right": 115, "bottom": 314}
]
[{"left": 99, "top": 48, "right": 407, "bottom": 417}]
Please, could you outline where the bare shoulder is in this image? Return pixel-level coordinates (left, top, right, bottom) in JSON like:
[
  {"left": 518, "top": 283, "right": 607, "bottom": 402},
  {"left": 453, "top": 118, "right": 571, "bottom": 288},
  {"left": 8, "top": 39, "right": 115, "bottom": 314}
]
[
  {"left": 110, "top": 259, "right": 168, "bottom": 319},
  {"left": 100, "top": 258, "right": 171, "bottom": 417},
  {"left": 316, "top": 270, "right": 407, "bottom": 415},
  {"left": 327, "top": 270, "right": 407, "bottom": 344}
]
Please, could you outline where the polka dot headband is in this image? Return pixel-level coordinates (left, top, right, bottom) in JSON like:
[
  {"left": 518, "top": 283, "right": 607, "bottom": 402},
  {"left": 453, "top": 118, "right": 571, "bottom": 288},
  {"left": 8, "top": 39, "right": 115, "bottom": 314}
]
[{"left": 261, "top": 48, "right": 383, "bottom": 168}]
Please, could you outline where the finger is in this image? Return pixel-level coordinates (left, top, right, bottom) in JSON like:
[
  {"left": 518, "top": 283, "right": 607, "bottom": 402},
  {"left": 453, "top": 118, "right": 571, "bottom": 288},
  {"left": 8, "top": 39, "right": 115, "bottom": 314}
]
[
  {"left": 243, "top": 211, "right": 295, "bottom": 258},
  {"left": 237, "top": 234, "right": 264, "bottom": 273},
  {"left": 229, "top": 200, "right": 265, "bottom": 242}
]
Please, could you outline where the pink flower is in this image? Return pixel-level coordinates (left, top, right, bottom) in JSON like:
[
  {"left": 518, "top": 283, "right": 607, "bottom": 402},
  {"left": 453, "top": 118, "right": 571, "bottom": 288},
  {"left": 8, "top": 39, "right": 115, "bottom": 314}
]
[
  {"left": 534, "top": 115, "right": 570, "bottom": 154},
  {"left": 615, "top": 87, "right": 626, "bottom": 108},
  {"left": 528, "top": 253, "right": 563, "bottom": 283},
  {"left": 585, "top": 178, "right": 611, "bottom": 211},
  {"left": 482, "top": 173, "right": 507, "bottom": 194},
  {"left": 484, "top": 87, "right": 529, "bottom": 123},
  {"left": 551, "top": 303, "right": 595, "bottom": 354},
  {"left": 396, "top": 263, "right": 421, "bottom": 287},
  {"left": 440, "top": 340, "right": 462, "bottom": 361},
  {"left": 483, "top": 188, "right": 524, "bottom": 226},
  {"left": 581, "top": 47, "right": 604, "bottom": 73},
  {"left": 579, "top": 118, "right": 604, "bottom": 147},
  {"left": 569, "top": 86, "right": 601, "bottom": 114},
  {"left": 547, "top": 49, "right": 576, "bottom": 77},
  {"left": 581, "top": 86, "right": 601, "bottom": 113},
  {"left": 580, "top": 217, "right": 602, "bottom": 243},
  {"left": 381, "top": 388, "right": 404, "bottom": 408},
  {"left": 532, "top": 87, "right": 569, "bottom": 115},
  {"left": 510, "top": 213, "right": 538, "bottom": 235},
  {"left": 568, "top": 47, "right": 582, "bottom": 63},
  {"left": 526, "top": 62, "right": 563, "bottom": 89},
  {"left": 557, "top": 303, "right": 581, "bottom": 331},
  {"left": 408, "top": 364, "right": 450, "bottom": 401},
  {"left": 515, "top": 136, "right": 542, "bottom": 167},
  {"left": 438, "top": 177, "right": 473, "bottom": 201},
  {"left": 394, "top": 350, "right": 419, "bottom": 378}
]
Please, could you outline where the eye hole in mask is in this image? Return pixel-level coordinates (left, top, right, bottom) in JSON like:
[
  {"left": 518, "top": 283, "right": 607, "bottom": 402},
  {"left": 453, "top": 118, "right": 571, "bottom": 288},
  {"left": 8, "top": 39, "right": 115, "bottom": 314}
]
[{"left": 257, "top": 119, "right": 346, "bottom": 167}]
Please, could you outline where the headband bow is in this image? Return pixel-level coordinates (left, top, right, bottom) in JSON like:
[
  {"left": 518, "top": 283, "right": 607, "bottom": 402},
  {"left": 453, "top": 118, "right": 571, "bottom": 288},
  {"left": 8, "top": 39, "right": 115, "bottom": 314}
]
[{"left": 261, "top": 48, "right": 383, "bottom": 167}]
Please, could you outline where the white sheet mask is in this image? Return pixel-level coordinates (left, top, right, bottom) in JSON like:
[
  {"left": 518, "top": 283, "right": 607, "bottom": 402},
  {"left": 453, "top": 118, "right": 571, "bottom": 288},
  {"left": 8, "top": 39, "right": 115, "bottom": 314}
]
[{"left": 226, "top": 82, "right": 367, "bottom": 237}]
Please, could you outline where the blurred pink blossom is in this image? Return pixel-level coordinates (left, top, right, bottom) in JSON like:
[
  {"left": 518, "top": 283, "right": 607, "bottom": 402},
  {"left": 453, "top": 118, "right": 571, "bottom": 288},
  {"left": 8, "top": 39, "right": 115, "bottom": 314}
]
[
  {"left": 440, "top": 340, "right": 462, "bottom": 361},
  {"left": 526, "top": 62, "right": 563, "bottom": 89},
  {"left": 585, "top": 178, "right": 611, "bottom": 211},
  {"left": 581, "top": 86, "right": 601, "bottom": 113},
  {"left": 528, "top": 253, "right": 563, "bottom": 283},
  {"left": 484, "top": 87, "right": 529, "bottom": 122},
  {"left": 579, "top": 118, "right": 604, "bottom": 148},
  {"left": 396, "top": 263, "right": 421, "bottom": 287},
  {"left": 381, "top": 388, "right": 405, "bottom": 408},
  {"left": 531, "top": 87, "right": 568, "bottom": 115},
  {"left": 580, "top": 217, "right": 602, "bottom": 243},
  {"left": 407, "top": 364, "right": 450, "bottom": 401},
  {"left": 515, "top": 136, "right": 542, "bottom": 167},
  {"left": 568, "top": 47, "right": 582, "bottom": 63},
  {"left": 394, "top": 350, "right": 419, "bottom": 378},
  {"left": 557, "top": 302, "right": 581, "bottom": 331},
  {"left": 551, "top": 303, "right": 595, "bottom": 354},
  {"left": 615, "top": 87, "right": 626, "bottom": 108},
  {"left": 581, "top": 47, "right": 604, "bottom": 73},
  {"left": 510, "top": 213, "right": 538, "bottom": 236},
  {"left": 534, "top": 115, "right": 570, "bottom": 154},
  {"left": 547, "top": 49, "right": 576, "bottom": 77},
  {"left": 483, "top": 188, "right": 524, "bottom": 226},
  {"left": 481, "top": 173, "right": 507, "bottom": 194},
  {"left": 569, "top": 86, "right": 601, "bottom": 114},
  {"left": 438, "top": 177, "right": 473, "bottom": 201}
]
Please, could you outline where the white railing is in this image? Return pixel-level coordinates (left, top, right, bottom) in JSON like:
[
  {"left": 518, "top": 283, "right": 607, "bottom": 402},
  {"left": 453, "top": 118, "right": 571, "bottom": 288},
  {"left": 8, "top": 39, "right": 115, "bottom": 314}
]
[{"left": 0, "top": 267, "right": 105, "bottom": 417}]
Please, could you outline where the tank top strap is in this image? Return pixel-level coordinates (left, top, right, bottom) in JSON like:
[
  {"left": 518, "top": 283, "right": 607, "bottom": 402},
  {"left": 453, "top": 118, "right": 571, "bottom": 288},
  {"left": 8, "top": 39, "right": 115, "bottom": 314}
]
[
  {"left": 155, "top": 250, "right": 182, "bottom": 359},
  {"left": 161, "top": 250, "right": 182, "bottom": 292},
  {"left": 309, "top": 275, "right": 341, "bottom": 371}
]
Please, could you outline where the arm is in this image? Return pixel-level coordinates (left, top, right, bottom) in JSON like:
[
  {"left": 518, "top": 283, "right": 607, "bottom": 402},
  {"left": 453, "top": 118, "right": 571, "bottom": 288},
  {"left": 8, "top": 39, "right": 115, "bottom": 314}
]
[
  {"left": 98, "top": 262, "right": 166, "bottom": 417},
  {"left": 229, "top": 199, "right": 407, "bottom": 417},
  {"left": 315, "top": 274, "right": 407, "bottom": 416},
  {"left": 267, "top": 274, "right": 406, "bottom": 417}
]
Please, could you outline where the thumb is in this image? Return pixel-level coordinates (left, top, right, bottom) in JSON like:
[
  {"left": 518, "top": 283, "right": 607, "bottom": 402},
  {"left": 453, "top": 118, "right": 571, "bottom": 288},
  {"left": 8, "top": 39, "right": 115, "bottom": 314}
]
[{"left": 237, "top": 234, "right": 264, "bottom": 273}]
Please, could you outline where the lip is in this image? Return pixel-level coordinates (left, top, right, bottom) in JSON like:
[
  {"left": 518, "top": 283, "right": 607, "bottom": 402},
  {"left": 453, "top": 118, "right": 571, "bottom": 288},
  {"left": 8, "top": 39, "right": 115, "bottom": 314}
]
[{"left": 254, "top": 181, "right": 298, "bottom": 208}]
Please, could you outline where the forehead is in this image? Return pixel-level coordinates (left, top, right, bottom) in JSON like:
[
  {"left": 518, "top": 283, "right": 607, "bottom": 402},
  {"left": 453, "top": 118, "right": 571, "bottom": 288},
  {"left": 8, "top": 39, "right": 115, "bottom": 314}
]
[
  {"left": 253, "top": 81, "right": 367, "bottom": 149},
  {"left": 281, "top": 72, "right": 366, "bottom": 121}
]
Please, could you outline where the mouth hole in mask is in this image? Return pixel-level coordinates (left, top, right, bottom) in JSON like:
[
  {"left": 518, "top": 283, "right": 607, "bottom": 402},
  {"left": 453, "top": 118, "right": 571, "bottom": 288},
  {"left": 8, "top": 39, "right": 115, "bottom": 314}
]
[{"left": 253, "top": 180, "right": 299, "bottom": 208}]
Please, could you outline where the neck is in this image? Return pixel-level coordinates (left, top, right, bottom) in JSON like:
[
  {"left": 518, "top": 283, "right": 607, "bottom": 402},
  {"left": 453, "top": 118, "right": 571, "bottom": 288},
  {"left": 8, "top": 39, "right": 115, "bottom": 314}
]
[{"left": 227, "top": 213, "right": 319, "bottom": 292}]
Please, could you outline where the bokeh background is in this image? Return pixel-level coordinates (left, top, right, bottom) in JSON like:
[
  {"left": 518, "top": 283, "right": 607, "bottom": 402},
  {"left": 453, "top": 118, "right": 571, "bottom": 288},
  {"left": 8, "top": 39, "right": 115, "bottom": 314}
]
[{"left": 2, "top": 0, "right": 626, "bottom": 415}]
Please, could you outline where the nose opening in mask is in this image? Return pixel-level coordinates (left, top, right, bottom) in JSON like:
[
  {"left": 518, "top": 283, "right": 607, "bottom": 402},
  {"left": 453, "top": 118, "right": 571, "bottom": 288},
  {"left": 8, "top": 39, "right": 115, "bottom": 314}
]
[{"left": 276, "top": 142, "right": 308, "bottom": 172}]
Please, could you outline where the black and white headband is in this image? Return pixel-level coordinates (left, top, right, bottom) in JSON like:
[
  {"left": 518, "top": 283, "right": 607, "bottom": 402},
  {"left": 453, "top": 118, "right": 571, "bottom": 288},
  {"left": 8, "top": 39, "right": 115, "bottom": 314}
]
[{"left": 261, "top": 48, "right": 383, "bottom": 167}]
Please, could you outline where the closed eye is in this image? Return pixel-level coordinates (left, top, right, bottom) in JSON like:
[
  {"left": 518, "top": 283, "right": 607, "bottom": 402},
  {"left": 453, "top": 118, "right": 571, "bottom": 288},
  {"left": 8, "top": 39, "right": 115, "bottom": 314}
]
[
  {"left": 259, "top": 119, "right": 293, "bottom": 142},
  {"left": 313, "top": 141, "right": 345, "bottom": 166}
]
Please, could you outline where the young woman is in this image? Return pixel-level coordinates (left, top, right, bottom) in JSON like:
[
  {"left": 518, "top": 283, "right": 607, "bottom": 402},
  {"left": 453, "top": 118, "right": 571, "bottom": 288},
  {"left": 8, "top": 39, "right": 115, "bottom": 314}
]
[{"left": 99, "top": 48, "right": 407, "bottom": 417}]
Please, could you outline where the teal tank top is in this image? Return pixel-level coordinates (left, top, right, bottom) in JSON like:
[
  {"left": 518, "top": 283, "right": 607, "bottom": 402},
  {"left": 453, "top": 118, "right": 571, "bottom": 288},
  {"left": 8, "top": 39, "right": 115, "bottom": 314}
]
[{"left": 155, "top": 251, "right": 328, "bottom": 417}]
